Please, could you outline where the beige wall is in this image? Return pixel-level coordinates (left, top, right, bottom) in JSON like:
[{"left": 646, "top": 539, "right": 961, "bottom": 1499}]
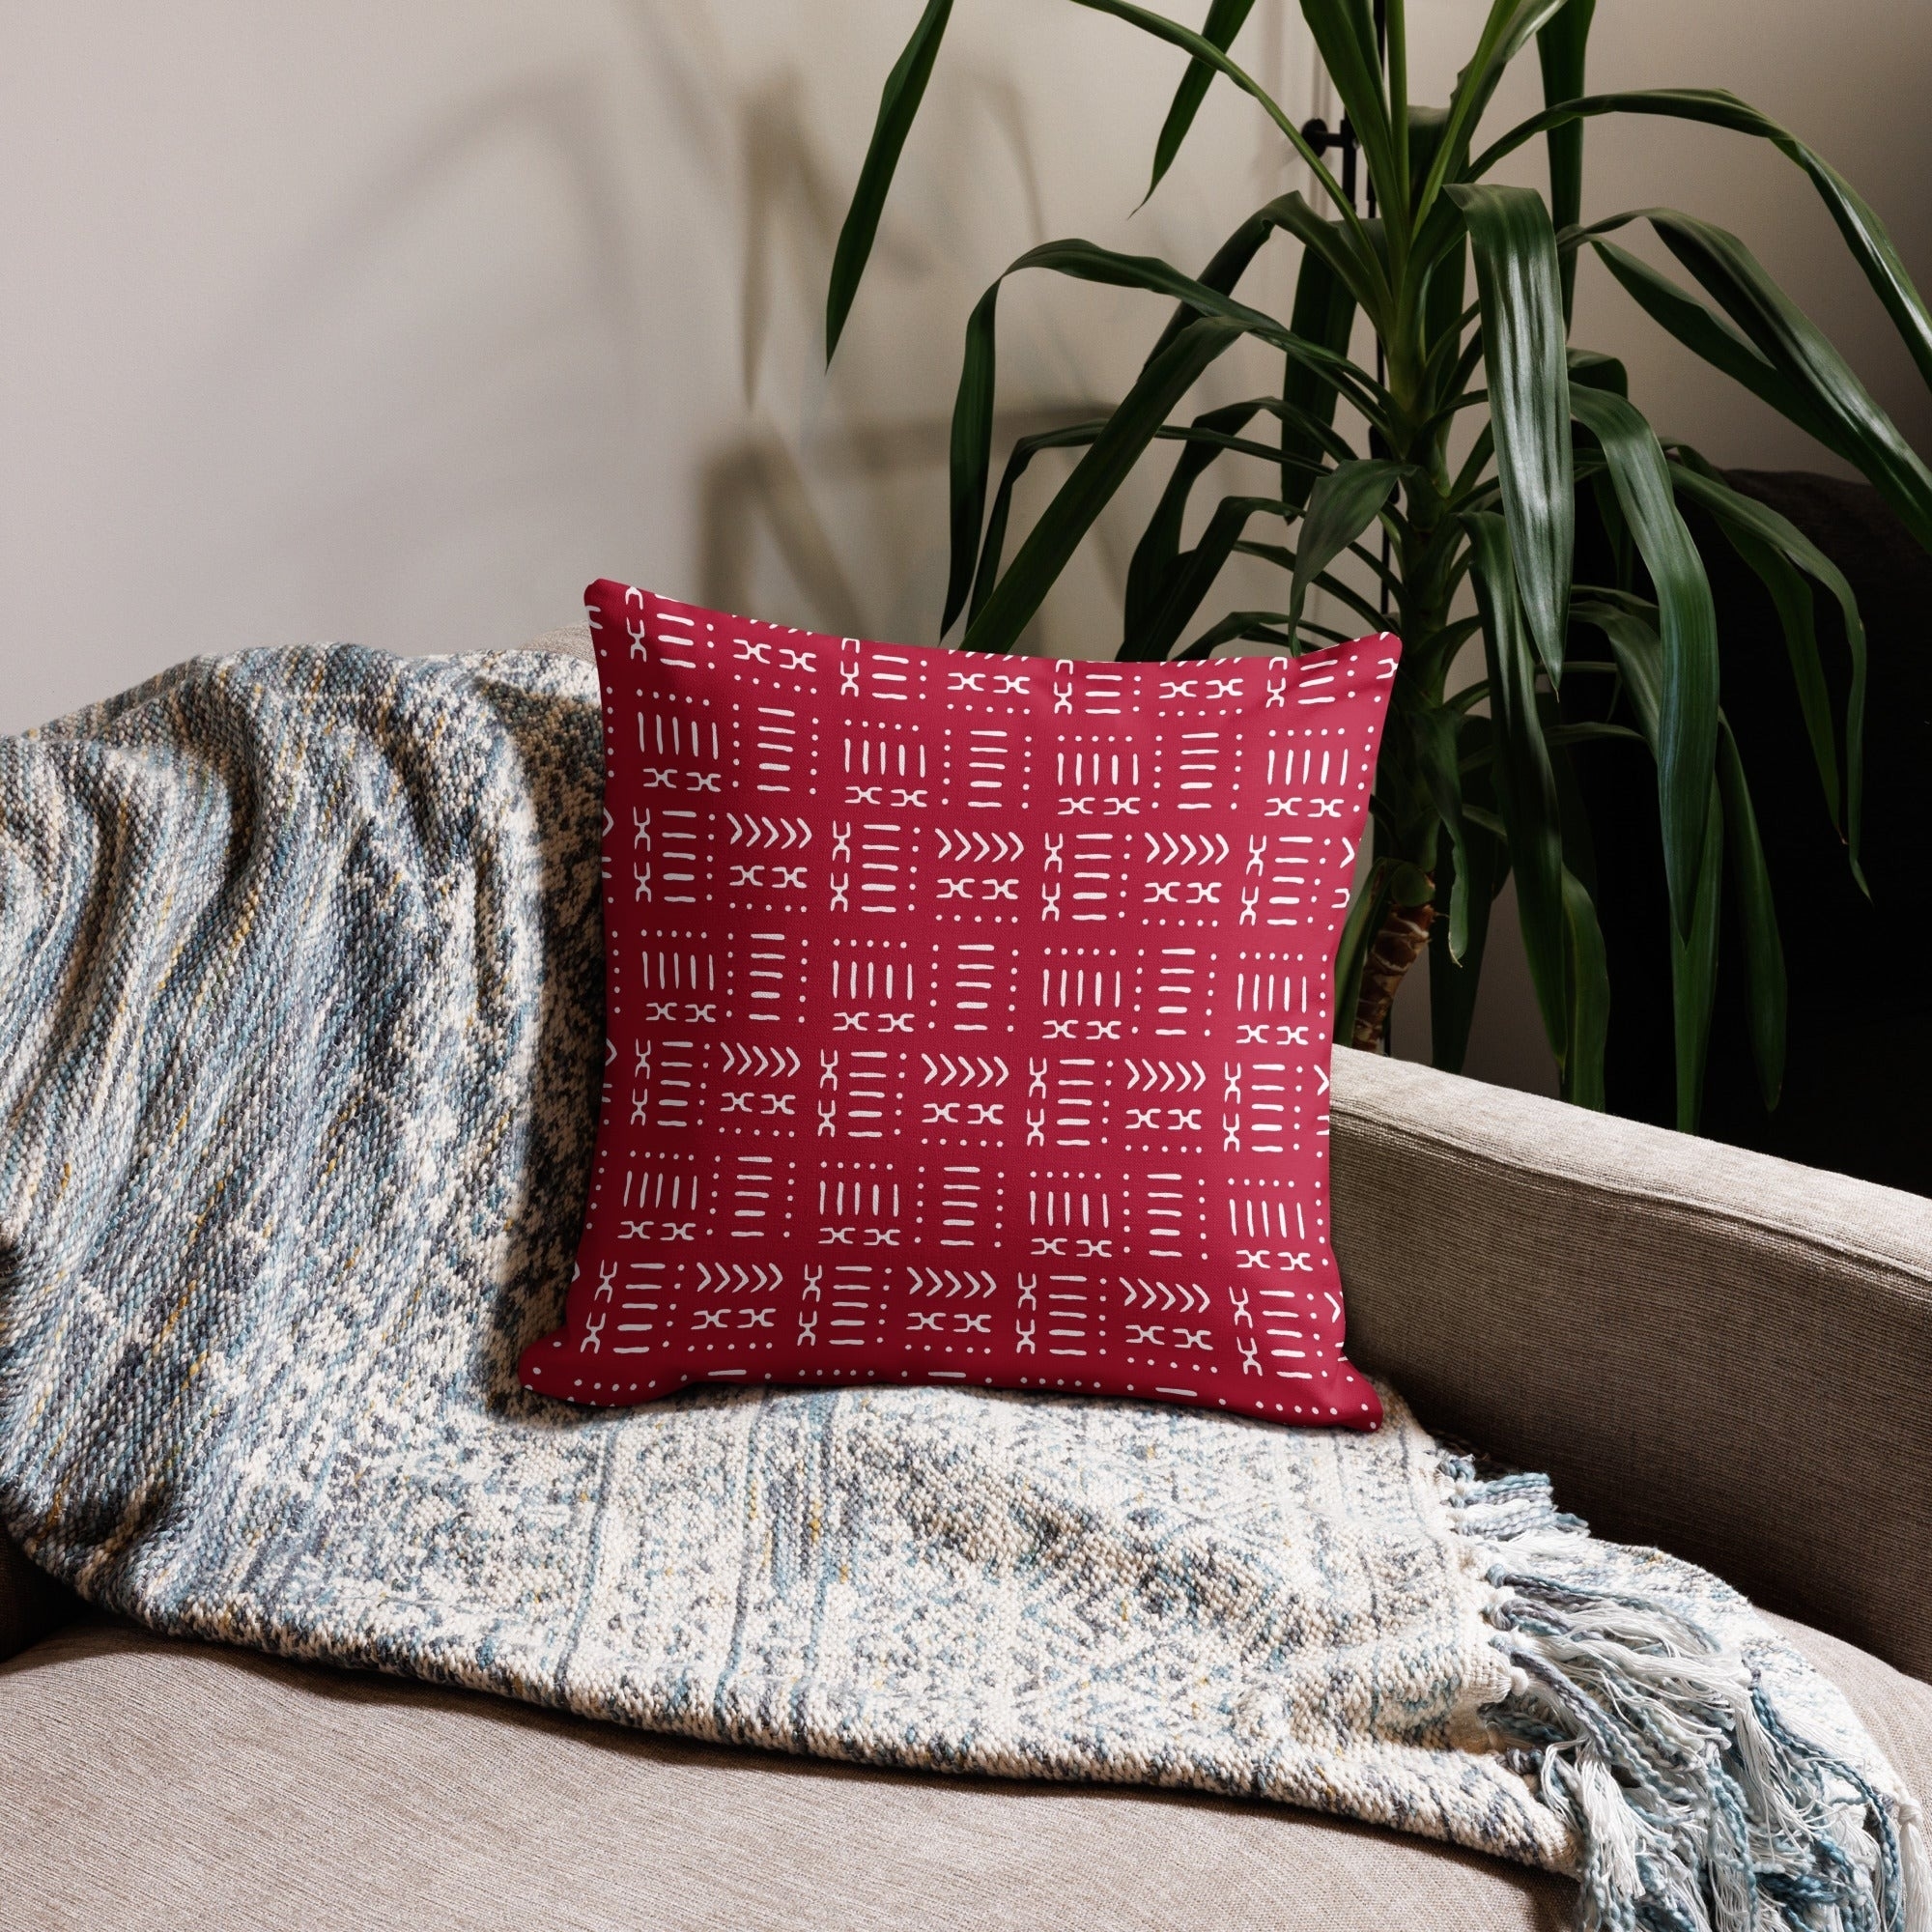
[{"left": 4, "top": 2, "right": 1927, "bottom": 1088}]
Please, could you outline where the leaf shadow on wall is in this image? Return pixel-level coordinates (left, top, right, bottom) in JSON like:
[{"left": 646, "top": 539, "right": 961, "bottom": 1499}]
[
  {"left": 176, "top": 71, "right": 647, "bottom": 639},
  {"left": 696, "top": 406, "right": 1116, "bottom": 648},
  {"left": 719, "top": 44, "right": 1105, "bottom": 648},
  {"left": 735, "top": 54, "right": 1051, "bottom": 413}
]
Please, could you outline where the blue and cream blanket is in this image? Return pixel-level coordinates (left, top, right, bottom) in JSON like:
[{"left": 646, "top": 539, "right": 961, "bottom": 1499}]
[{"left": 0, "top": 646, "right": 1922, "bottom": 1932}]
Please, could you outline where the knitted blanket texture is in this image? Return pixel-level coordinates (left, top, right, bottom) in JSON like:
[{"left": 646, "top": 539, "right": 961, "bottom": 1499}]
[{"left": 0, "top": 646, "right": 1922, "bottom": 1932}]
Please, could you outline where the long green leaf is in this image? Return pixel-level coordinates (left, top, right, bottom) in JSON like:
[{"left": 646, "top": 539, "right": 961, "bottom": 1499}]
[
  {"left": 826, "top": 0, "right": 953, "bottom": 359},
  {"left": 1531, "top": 721, "right": 1646, "bottom": 754},
  {"left": 963, "top": 317, "right": 1246, "bottom": 654},
  {"left": 1296, "top": 0, "right": 1402, "bottom": 226},
  {"left": 1144, "top": 210, "right": 1274, "bottom": 371},
  {"left": 1146, "top": 0, "right": 1258, "bottom": 203},
  {"left": 1122, "top": 222, "right": 1360, "bottom": 643},
  {"left": 1428, "top": 843, "right": 1496, "bottom": 1073},
  {"left": 1535, "top": 0, "right": 1595, "bottom": 323},
  {"left": 1283, "top": 245, "right": 1360, "bottom": 509},
  {"left": 1472, "top": 88, "right": 1932, "bottom": 393},
  {"left": 1450, "top": 185, "right": 1574, "bottom": 680},
  {"left": 1635, "top": 210, "right": 1932, "bottom": 551},
  {"left": 943, "top": 282, "right": 1002, "bottom": 632},
  {"left": 1408, "top": 108, "right": 1470, "bottom": 417},
  {"left": 1259, "top": 192, "right": 1390, "bottom": 333},
  {"left": 1126, "top": 485, "right": 1400, "bottom": 662},
  {"left": 1124, "top": 400, "right": 1267, "bottom": 643},
  {"left": 1567, "top": 347, "right": 1626, "bottom": 396},
  {"left": 1572, "top": 601, "right": 1731, "bottom": 1127},
  {"left": 1411, "top": 700, "right": 1468, "bottom": 957},
  {"left": 1669, "top": 780, "right": 1724, "bottom": 1132},
  {"left": 1584, "top": 240, "right": 1851, "bottom": 461},
  {"left": 1667, "top": 459, "right": 1868, "bottom": 890},
  {"left": 1698, "top": 517, "right": 1838, "bottom": 835},
  {"left": 1000, "top": 237, "right": 1390, "bottom": 421},
  {"left": 1428, "top": 717, "right": 1505, "bottom": 1072},
  {"left": 1386, "top": 0, "right": 1410, "bottom": 199},
  {"left": 1416, "top": 0, "right": 1574, "bottom": 223},
  {"left": 968, "top": 421, "right": 1106, "bottom": 627},
  {"left": 1126, "top": 492, "right": 1290, "bottom": 663},
  {"left": 1716, "top": 722, "right": 1787, "bottom": 1112},
  {"left": 1571, "top": 599, "right": 1661, "bottom": 738},
  {"left": 1426, "top": 614, "right": 1491, "bottom": 671},
  {"left": 1463, "top": 511, "right": 1570, "bottom": 1058},
  {"left": 1141, "top": 193, "right": 1375, "bottom": 382},
  {"left": 1146, "top": 198, "right": 1308, "bottom": 369},
  {"left": 1449, "top": 421, "right": 1496, "bottom": 504},
  {"left": 1065, "top": 0, "right": 1369, "bottom": 242},
  {"left": 1228, "top": 540, "right": 1388, "bottom": 634},
  {"left": 978, "top": 409, "right": 1306, "bottom": 639},
  {"left": 1289, "top": 461, "right": 1405, "bottom": 646},
  {"left": 1178, "top": 609, "right": 1353, "bottom": 655},
  {"left": 1560, "top": 867, "right": 1609, "bottom": 1109},
  {"left": 945, "top": 232, "right": 1390, "bottom": 638},
  {"left": 1485, "top": 2, "right": 1581, "bottom": 110},
  {"left": 1570, "top": 384, "right": 1719, "bottom": 937}
]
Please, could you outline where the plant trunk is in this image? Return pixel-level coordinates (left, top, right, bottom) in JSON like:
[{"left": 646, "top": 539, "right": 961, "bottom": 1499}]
[{"left": 1350, "top": 889, "right": 1437, "bottom": 1052}]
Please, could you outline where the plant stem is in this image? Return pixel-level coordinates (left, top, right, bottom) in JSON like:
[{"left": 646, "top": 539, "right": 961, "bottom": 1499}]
[
  {"left": 1351, "top": 894, "right": 1436, "bottom": 1049},
  {"left": 1346, "top": 283, "right": 1463, "bottom": 1048}
]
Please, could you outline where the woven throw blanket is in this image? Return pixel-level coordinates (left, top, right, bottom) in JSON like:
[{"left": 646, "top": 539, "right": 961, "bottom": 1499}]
[{"left": 1, "top": 647, "right": 1923, "bottom": 1932}]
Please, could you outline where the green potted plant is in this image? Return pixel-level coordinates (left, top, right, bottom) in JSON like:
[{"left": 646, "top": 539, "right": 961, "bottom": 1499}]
[{"left": 824, "top": 0, "right": 1932, "bottom": 1127}]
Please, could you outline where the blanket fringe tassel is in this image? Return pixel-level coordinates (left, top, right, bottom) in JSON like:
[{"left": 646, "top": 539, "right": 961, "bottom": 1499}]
[{"left": 1452, "top": 1464, "right": 1930, "bottom": 1932}]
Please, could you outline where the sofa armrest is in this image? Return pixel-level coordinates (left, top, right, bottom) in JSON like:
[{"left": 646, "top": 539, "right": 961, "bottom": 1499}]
[
  {"left": 1329, "top": 1046, "right": 1932, "bottom": 1681},
  {"left": 0, "top": 1532, "right": 76, "bottom": 1663}
]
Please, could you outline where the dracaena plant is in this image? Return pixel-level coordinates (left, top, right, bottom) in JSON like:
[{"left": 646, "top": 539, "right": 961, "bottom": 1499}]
[{"left": 824, "top": 0, "right": 1932, "bottom": 1126}]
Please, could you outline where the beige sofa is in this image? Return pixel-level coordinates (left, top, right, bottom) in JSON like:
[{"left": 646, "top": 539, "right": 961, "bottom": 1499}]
[
  {"left": 3, "top": 1050, "right": 1926, "bottom": 1930},
  {"left": 2, "top": 638, "right": 1927, "bottom": 1927}
]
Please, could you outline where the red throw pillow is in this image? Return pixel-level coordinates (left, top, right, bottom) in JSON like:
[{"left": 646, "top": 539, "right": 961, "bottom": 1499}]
[{"left": 520, "top": 582, "right": 1398, "bottom": 1429}]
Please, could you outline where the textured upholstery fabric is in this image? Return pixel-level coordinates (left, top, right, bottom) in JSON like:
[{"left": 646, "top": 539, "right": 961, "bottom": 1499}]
[
  {"left": 0, "top": 1617, "right": 1571, "bottom": 1932},
  {"left": 1330, "top": 1046, "right": 1932, "bottom": 1680},
  {"left": 0, "top": 1614, "right": 1919, "bottom": 1932}
]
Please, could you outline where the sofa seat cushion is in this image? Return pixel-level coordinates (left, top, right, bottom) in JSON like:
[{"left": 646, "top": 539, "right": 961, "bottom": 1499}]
[{"left": 2, "top": 1615, "right": 1923, "bottom": 1932}]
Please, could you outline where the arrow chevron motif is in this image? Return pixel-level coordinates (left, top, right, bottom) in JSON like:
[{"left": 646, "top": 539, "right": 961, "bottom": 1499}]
[
  {"left": 934, "top": 828, "right": 1023, "bottom": 862},
  {"left": 1141, "top": 833, "right": 1230, "bottom": 865},
  {"left": 726, "top": 813, "right": 811, "bottom": 850},
  {"left": 1120, "top": 1278, "right": 1212, "bottom": 1313},
  {"left": 921, "top": 1054, "right": 1009, "bottom": 1087},
  {"left": 904, "top": 1267, "right": 998, "bottom": 1298},
  {"left": 719, "top": 1043, "right": 802, "bottom": 1077},
  {"left": 694, "top": 1263, "right": 784, "bottom": 1293},
  {"left": 1122, "top": 1060, "right": 1207, "bottom": 1093}
]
